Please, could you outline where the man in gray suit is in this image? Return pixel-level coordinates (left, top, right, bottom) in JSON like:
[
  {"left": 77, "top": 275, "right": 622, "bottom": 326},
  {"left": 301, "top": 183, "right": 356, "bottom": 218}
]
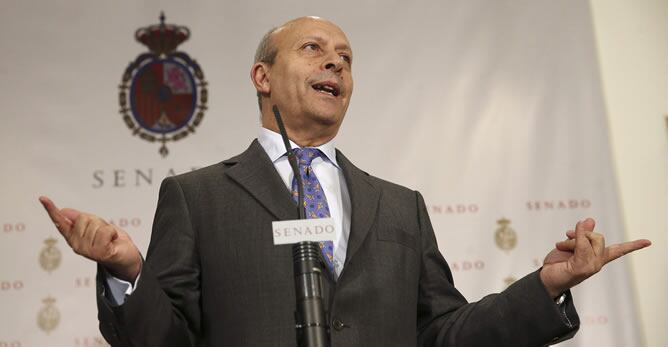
[{"left": 40, "top": 16, "right": 651, "bottom": 346}]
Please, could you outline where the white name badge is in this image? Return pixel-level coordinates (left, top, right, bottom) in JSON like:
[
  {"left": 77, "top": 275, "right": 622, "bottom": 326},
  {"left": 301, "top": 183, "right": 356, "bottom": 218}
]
[{"left": 272, "top": 218, "right": 336, "bottom": 245}]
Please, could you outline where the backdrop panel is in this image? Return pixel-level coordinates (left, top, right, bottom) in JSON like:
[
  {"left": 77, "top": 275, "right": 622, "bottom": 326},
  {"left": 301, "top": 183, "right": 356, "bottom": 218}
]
[{"left": 0, "top": 1, "right": 639, "bottom": 346}]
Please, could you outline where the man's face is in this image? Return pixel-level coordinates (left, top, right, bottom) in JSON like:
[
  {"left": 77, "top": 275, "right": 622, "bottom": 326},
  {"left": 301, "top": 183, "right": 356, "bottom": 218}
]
[{"left": 267, "top": 18, "right": 353, "bottom": 132}]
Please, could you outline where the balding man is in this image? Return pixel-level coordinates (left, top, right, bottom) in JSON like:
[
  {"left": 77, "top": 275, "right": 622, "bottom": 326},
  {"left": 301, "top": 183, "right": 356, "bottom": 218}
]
[{"left": 40, "top": 17, "right": 650, "bottom": 346}]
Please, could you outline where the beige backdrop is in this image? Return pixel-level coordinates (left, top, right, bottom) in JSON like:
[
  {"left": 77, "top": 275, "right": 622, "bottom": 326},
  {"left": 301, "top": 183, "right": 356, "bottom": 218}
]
[{"left": 0, "top": 1, "right": 652, "bottom": 346}]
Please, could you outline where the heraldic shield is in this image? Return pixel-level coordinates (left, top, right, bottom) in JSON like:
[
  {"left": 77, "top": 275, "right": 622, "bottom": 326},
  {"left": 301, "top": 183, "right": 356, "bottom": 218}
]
[{"left": 119, "top": 13, "right": 207, "bottom": 157}]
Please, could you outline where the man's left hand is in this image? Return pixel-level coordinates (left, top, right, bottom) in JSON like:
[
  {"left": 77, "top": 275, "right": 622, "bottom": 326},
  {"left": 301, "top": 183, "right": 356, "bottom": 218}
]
[{"left": 539, "top": 218, "right": 651, "bottom": 298}]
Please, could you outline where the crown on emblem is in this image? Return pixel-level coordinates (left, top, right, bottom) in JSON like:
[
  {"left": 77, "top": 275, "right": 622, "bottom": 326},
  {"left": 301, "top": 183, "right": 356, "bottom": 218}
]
[
  {"left": 497, "top": 217, "right": 510, "bottom": 226},
  {"left": 135, "top": 12, "right": 190, "bottom": 56},
  {"left": 44, "top": 237, "right": 57, "bottom": 247}
]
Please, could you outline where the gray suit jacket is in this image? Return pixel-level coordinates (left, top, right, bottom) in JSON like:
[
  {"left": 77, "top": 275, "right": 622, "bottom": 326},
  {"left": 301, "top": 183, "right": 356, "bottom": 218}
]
[{"left": 97, "top": 140, "right": 579, "bottom": 346}]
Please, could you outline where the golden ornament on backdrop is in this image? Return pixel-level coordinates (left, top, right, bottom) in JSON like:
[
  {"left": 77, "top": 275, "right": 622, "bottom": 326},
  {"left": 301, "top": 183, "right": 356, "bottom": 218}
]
[
  {"left": 494, "top": 218, "right": 517, "bottom": 252},
  {"left": 37, "top": 297, "right": 60, "bottom": 334},
  {"left": 39, "top": 237, "right": 62, "bottom": 273}
]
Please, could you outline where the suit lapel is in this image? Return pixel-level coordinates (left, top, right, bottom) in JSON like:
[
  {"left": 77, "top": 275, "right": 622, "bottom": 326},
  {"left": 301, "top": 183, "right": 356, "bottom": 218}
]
[
  {"left": 224, "top": 142, "right": 380, "bottom": 270},
  {"left": 223, "top": 140, "right": 298, "bottom": 221},
  {"left": 336, "top": 150, "right": 380, "bottom": 267}
]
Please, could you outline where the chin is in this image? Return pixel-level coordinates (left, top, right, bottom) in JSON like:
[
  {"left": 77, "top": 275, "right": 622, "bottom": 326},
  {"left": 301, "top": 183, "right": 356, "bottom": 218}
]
[
  {"left": 310, "top": 111, "right": 343, "bottom": 127},
  {"left": 302, "top": 104, "right": 340, "bottom": 121}
]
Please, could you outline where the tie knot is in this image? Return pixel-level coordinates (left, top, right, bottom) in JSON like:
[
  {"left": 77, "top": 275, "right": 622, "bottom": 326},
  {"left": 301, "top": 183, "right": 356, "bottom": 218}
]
[{"left": 293, "top": 147, "right": 323, "bottom": 167}]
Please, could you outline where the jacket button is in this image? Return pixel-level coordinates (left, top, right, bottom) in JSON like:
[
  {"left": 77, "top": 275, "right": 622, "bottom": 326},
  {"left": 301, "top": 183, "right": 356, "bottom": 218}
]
[{"left": 332, "top": 318, "right": 345, "bottom": 331}]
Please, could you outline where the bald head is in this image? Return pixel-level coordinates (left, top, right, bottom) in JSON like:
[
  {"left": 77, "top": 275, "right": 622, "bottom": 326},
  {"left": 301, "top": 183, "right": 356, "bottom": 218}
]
[{"left": 254, "top": 17, "right": 340, "bottom": 66}]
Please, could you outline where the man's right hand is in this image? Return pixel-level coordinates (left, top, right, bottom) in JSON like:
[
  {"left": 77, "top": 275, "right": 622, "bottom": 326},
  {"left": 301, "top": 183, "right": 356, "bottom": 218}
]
[{"left": 39, "top": 196, "right": 142, "bottom": 282}]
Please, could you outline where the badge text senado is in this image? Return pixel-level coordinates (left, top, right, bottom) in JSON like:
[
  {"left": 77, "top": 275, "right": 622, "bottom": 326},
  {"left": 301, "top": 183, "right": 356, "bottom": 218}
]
[{"left": 273, "top": 224, "right": 335, "bottom": 238}]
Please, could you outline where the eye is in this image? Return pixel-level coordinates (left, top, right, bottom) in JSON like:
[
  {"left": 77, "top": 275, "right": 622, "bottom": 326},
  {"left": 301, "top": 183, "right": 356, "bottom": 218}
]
[
  {"left": 339, "top": 54, "right": 352, "bottom": 64},
  {"left": 302, "top": 43, "right": 320, "bottom": 51}
]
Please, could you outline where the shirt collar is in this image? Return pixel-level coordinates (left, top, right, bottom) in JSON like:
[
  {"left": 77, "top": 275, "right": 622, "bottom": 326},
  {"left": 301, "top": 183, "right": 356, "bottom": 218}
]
[{"left": 258, "top": 127, "right": 340, "bottom": 168}]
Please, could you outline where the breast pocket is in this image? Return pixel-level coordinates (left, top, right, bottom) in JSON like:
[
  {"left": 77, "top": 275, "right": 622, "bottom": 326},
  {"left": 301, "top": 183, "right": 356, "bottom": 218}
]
[{"left": 376, "top": 227, "right": 418, "bottom": 253}]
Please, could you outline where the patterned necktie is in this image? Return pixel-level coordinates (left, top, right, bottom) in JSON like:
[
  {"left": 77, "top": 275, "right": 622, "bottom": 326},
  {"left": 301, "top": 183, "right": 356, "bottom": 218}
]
[{"left": 290, "top": 147, "right": 336, "bottom": 276}]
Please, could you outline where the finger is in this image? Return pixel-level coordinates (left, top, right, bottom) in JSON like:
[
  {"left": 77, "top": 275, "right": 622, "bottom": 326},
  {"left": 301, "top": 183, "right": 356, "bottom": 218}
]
[
  {"left": 556, "top": 239, "right": 576, "bottom": 251},
  {"left": 61, "top": 208, "right": 82, "bottom": 222},
  {"left": 82, "top": 219, "right": 105, "bottom": 251},
  {"left": 110, "top": 227, "right": 120, "bottom": 243},
  {"left": 574, "top": 220, "right": 594, "bottom": 256},
  {"left": 605, "top": 239, "right": 652, "bottom": 264},
  {"left": 89, "top": 224, "right": 102, "bottom": 255},
  {"left": 567, "top": 224, "right": 596, "bottom": 239},
  {"left": 38, "top": 196, "right": 73, "bottom": 233},
  {"left": 580, "top": 218, "right": 596, "bottom": 232},
  {"left": 69, "top": 215, "right": 92, "bottom": 251},
  {"left": 92, "top": 225, "right": 118, "bottom": 261},
  {"left": 93, "top": 225, "right": 118, "bottom": 249},
  {"left": 544, "top": 248, "right": 574, "bottom": 264},
  {"left": 557, "top": 230, "right": 601, "bottom": 251},
  {"left": 586, "top": 232, "right": 606, "bottom": 259}
]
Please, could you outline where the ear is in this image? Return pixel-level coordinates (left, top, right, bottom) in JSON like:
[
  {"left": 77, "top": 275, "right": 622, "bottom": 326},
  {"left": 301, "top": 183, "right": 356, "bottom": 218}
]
[{"left": 250, "top": 62, "right": 271, "bottom": 95}]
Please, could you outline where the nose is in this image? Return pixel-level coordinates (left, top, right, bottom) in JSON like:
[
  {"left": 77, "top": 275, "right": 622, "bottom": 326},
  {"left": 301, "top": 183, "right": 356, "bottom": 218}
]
[
  {"left": 323, "top": 54, "right": 343, "bottom": 72},
  {"left": 325, "top": 62, "right": 338, "bottom": 70}
]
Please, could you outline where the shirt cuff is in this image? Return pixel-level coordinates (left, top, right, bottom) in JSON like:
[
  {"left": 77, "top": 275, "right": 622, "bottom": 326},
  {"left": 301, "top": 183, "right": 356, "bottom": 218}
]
[{"left": 104, "top": 271, "right": 141, "bottom": 306}]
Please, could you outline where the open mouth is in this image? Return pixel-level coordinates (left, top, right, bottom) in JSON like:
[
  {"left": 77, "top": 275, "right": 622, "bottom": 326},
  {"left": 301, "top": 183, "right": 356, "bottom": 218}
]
[{"left": 311, "top": 82, "right": 340, "bottom": 97}]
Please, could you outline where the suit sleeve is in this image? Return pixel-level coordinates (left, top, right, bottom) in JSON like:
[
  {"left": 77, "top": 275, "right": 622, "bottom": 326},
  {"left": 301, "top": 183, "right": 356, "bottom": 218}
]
[
  {"left": 97, "top": 176, "right": 201, "bottom": 347},
  {"left": 414, "top": 192, "right": 579, "bottom": 347}
]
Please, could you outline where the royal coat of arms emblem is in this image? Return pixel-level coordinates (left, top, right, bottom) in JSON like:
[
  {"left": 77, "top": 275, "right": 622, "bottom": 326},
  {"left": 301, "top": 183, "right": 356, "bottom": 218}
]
[
  {"left": 39, "top": 237, "right": 61, "bottom": 273},
  {"left": 37, "top": 297, "right": 60, "bottom": 334},
  {"left": 119, "top": 13, "right": 207, "bottom": 157},
  {"left": 494, "top": 217, "right": 518, "bottom": 252}
]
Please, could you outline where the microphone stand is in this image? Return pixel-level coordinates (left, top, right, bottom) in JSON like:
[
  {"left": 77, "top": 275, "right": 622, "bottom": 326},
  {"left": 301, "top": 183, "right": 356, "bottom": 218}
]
[{"left": 272, "top": 105, "right": 330, "bottom": 347}]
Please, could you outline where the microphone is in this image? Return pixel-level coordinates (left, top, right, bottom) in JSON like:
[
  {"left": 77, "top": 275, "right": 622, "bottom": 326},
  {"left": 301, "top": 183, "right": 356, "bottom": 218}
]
[
  {"left": 272, "top": 105, "right": 330, "bottom": 347},
  {"left": 272, "top": 105, "right": 305, "bottom": 220}
]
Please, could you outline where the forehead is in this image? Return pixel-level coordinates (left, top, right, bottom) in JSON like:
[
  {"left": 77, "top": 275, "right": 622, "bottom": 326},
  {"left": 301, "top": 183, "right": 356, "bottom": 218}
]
[{"left": 274, "top": 19, "right": 351, "bottom": 51}]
